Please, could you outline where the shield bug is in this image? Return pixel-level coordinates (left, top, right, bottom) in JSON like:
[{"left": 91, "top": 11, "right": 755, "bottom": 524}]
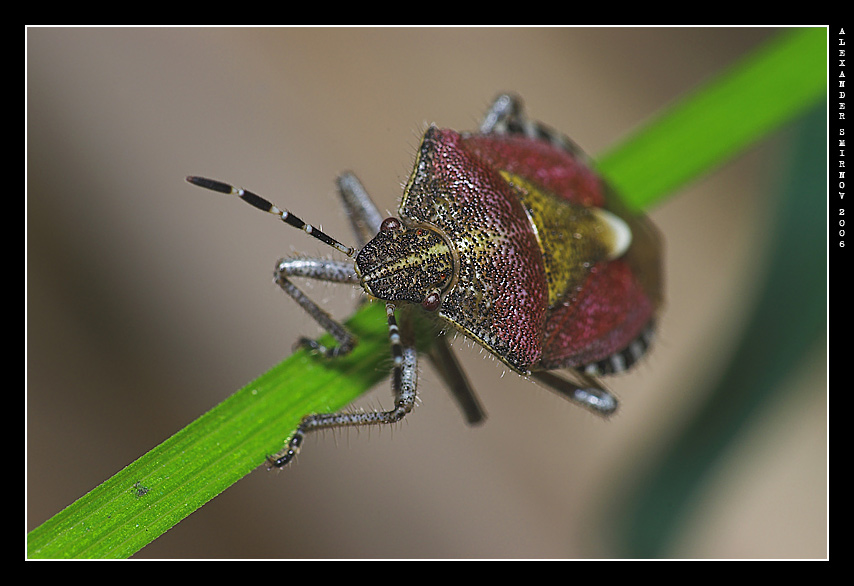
[{"left": 188, "top": 93, "right": 662, "bottom": 467}]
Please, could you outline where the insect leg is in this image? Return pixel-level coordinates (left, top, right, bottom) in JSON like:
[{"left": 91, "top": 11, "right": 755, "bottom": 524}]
[
  {"left": 478, "top": 96, "right": 591, "bottom": 163},
  {"left": 426, "top": 334, "right": 486, "bottom": 425},
  {"left": 336, "top": 172, "right": 384, "bottom": 249},
  {"left": 188, "top": 175, "right": 366, "bottom": 355},
  {"left": 530, "top": 371, "right": 618, "bottom": 417},
  {"left": 267, "top": 302, "right": 418, "bottom": 468},
  {"left": 274, "top": 258, "right": 361, "bottom": 358},
  {"left": 479, "top": 93, "right": 524, "bottom": 134}
]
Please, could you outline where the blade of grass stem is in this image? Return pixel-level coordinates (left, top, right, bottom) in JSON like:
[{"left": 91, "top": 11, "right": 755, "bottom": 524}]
[{"left": 598, "top": 27, "right": 827, "bottom": 212}]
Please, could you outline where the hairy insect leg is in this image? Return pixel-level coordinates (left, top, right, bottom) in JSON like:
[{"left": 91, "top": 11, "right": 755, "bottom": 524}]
[
  {"left": 530, "top": 370, "right": 618, "bottom": 417},
  {"left": 185, "top": 176, "right": 367, "bottom": 357},
  {"left": 479, "top": 93, "right": 525, "bottom": 134},
  {"left": 333, "top": 172, "right": 383, "bottom": 312},
  {"left": 274, "top": 258, "right": 361, "bottom": 358},
  {"left": 426, "top": 334, "right": 486, "bottom": 425},
  {"left": 336, "top": 172, "right": 384, "bottom": 249},
  {"left": 478, "top": 95, "right": 591, "bottom": 163},
  {"left": 267, "top": 303, "right": 418, "bottom": 468}
]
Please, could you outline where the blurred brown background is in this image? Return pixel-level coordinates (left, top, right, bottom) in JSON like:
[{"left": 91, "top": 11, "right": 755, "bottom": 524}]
[{"left": 26, "top": 27, "right": 827, "bottom": 558}]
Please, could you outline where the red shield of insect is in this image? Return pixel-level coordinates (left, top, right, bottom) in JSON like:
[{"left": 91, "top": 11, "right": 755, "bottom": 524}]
[{"left": 400, "top": 126, "right": 661, "bottom": 374}]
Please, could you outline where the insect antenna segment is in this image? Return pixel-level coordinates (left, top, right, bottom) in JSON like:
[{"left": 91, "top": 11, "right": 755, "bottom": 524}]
[{"left": 186, "top": 176, "right": 356, "bottom": 257}]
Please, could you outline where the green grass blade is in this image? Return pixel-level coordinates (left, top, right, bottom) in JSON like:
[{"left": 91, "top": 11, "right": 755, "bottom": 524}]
[
  {"left": 598, "top": 27, "right": 827, "bottom": 212},
  {"left": 612, "top": 104, "right": 826, "bottom": 558},
  {"left": 27, "top": 303, "right": 392, "bottom": 558},
  {"left": 27, "top": 28, "right": 828, "bottom": 558}
]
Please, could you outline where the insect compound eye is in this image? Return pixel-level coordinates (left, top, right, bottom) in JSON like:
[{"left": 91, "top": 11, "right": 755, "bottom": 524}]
[
  {"left": 380, "top": 217, "right": 403, "bottom": 233},
  {"left": 421, "top": 290, "right": 441, "bottom": 312}
]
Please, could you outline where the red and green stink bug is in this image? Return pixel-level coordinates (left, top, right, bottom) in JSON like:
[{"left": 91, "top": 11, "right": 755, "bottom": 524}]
[{"left": 188, "top": 94, "right": 663, "bottom": 467}]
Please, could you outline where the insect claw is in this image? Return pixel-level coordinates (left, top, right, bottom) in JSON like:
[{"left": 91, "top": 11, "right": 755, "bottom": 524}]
[
  {"left": 572, "top": 387, "right": 618, "bottom": 417},
  {"left": 295, "top": 336, "right": 323, "bottom": 353}
]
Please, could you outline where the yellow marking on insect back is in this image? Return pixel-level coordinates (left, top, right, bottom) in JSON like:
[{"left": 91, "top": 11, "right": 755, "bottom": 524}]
[
  {"left": 380, "top": 241, "right": 452, "bottom": 275},
  {"left": 500, "top": 171, "right": 632, "bottom": 306}
]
